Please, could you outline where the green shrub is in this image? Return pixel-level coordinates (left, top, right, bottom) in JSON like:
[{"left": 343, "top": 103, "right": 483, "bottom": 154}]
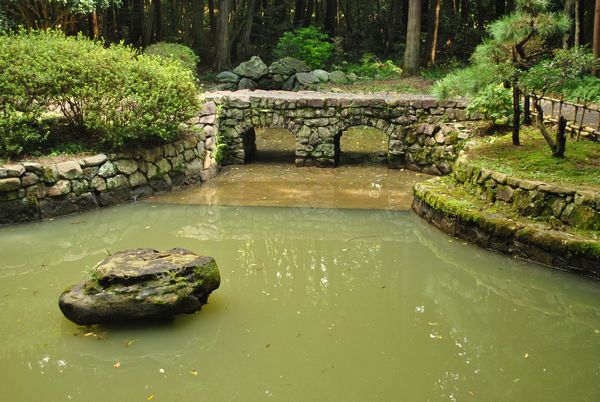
[
  {"left": 466, "top": 84, "right": 513, "bottom": 125},
  {"left": 0, "top": 30, "right": 200, "bottom": 157},
  {"left": 273, "top": 26, "right": 334, "bottom": 70},
  {"left": 342, "top": 53, "right": 402, "bottom": 79},
  {"left": 560, "top": 75, "right": 600, "bottom": 104},
  {"left": 145, "top": 42, "right": 200, "bottom": 76}
]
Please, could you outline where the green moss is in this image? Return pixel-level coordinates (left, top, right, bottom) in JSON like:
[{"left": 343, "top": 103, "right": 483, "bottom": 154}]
[
  {"left": 468, "top": 127, "right": 600, "bottom": 188},
  {"left": 568, "top": 241, "right": 600, "bottom": 259}
]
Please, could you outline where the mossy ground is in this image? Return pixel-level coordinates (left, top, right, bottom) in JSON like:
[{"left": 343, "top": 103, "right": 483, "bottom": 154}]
[
  {"left": 469, "top": 126, "right": 600, "bottom": 189},
  {"left": 315, "top": 76, "right": 432, "bottom": 94}
]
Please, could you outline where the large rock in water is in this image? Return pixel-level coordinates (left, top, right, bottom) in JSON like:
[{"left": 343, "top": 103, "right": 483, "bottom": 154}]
[
  {"left": 233, "top": 56, "right": 269, "bottom": 80},
  {"left": 59, "top": 248, "right": 220, "bottom": 325}
]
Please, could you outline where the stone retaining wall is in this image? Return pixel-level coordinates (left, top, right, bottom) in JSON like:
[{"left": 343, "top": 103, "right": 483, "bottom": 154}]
[
  {"left": 413, "top": 180, "right": 600, "bottom": 278},
  {"left": 453, "top": 154, "right": 600, "bottom": 231},
  {"left": 0, "top": 131, "right": 219, "bottom": 225},
  {"left": 205, "top": 91, "right": 478, "bottom": 174}
]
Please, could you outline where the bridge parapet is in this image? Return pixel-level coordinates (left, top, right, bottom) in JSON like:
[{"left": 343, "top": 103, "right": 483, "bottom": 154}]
[{"left": 199, "top": 90, "right": 477, "bottom": 175}]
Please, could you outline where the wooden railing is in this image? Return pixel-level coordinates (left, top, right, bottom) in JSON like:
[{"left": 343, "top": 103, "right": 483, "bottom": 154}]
[{"left": 525, "top": 95, "right": 600, "bottom": 141}]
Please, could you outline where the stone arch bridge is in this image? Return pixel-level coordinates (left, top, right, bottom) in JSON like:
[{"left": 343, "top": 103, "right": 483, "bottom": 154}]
[{"left": 198, "top": 90, "right": 476, "bottom": 175}]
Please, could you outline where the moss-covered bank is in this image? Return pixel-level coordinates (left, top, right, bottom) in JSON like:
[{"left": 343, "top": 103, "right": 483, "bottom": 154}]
[{"left": 413, "top": 177, "right": 600, "bottom": 278}]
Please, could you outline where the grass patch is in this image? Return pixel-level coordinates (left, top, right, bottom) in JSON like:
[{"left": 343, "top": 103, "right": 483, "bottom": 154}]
[
  {"left": 316, "top": 77, "right": 430, "bottom": 94},
  {"left": 469, "top": 126, "right": 600, "bottom": 189}
]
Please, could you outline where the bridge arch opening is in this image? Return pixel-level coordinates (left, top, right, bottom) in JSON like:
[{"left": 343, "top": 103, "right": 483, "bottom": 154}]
[
  {"left": 241, "top": 127, "right": 296, "bottom": 164},
  {"left": 334, "top": 126, "right": 389, "bottom": 166}
]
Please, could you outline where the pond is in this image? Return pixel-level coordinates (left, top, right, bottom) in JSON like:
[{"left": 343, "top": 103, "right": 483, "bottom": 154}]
[{"left": 1, "top": 128, "right": 600, "bottom": 401}]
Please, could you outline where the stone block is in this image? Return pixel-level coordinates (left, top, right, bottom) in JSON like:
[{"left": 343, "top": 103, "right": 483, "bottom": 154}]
[
  {"left": 57, "top": 161, "right": 83, "bottom": 180},
  {"left": 128, "top": 172, "right": 148, "bottom": 187},
  {"left": 98, "top": 161, "right": 117, "bottom": 178},
  {"left": 106, "top": 175, "right": 128, "bottom": 190},
  {"left": 83, "top": 154, "right": 108, "bottom": 167},
  {"left": 0, "top": 178, "right": 21, "bottom": 192},
  {"left": 23, "top": 162, "right": 43, "bottom": 174},
  {"left": 47, "top": 180, "right": 71, "bottom": 197},
  {"left": 114, "top": 159, "right": 138, "bottom": 175}
]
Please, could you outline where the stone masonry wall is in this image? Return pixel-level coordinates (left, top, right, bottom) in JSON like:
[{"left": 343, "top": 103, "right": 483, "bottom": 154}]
[
  {"left": 0, "top": 127, "right": 219, "bottom": 225},
  {"left": 453, "top": 154, "right": 600, "bottom": 231},
  {"left": 206, "top": 91, "right": 479, "bottom": 174}
]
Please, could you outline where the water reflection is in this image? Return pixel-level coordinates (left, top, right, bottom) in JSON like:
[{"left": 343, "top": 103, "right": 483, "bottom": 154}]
[{"left": 1, "top": 203, "right": 600, "bottom": 399}]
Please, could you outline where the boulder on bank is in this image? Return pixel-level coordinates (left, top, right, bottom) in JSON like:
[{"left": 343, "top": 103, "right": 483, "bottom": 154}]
[
  {"left": 233, "top": 56, "right": 269, "bottom": 80},
  {"left": 238, "top": 77, "right": 258, "bottom": 90},
  {"left": 216, "top": 71, "right": 240, "bottom": 84},
  {"left": 329, "top": 70, "right": 350, "bottom": 84},
  {"left": 59, "top": 248, "right": 220, "bottom": 325},
  {"left": 313, "top": 69, "right": 330, "bottom": 82},
  {"left": 295, "top": 72, "right": 321, "bottom": 87},
  {"left": 268, "top": 57, "right": 311, "bottom": 76}
]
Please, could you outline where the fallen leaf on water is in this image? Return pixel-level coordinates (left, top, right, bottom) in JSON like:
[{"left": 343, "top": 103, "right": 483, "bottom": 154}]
[
  {"left": 123, "top": 339, "right": 138, "bottom": 347},
  {"left": 147, "top": 395, "right": 154, "bottom": 400},
  {"left": 113, "top": 362, "right": 121, "bottom": 368}
]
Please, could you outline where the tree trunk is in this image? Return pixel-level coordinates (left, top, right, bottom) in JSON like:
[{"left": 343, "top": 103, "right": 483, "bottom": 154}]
[
  {"left": 384, "top": 0, "right": 399, "bottom": 56},
  {"left": 404, "top": 0, "right": 422, "bottom": 75},
  {"left": 89, "top": 11, "right": 100, "bottom": 40},
  {"left": 575, "top": 0, "right": 582, "bottom": 46},
  {"left": 303, "top": 0, "right": 314, "bottom": 26},
  {"left": 563, "top": 0, "right": 575, "bottom": 49},
  {"left": 532, "top": 97, "right": 559, "bottom": 154},
  {"left": 495, "top": 0, "right": 505, "bottom": 18},
  {"left": 237, "top": 0, "right": 257, "bottom": 61},
  {"left": 294, "top": 0, "right": 306, "bottom": 26},
  {"left": 555, "top": 117, "right": 567, "bottom": 158},
  {"left": 429, "top": 0, "right": 441, "bottom": 65},
  {"left": 153, "top": 0, "right": 162, "bottom": 42},
  {"left": 324, "top": 0, "right": 337, "bottom": 36},
  {"left": 208, "top": 0, "right": 217, "bottom": 36},
  {"left": 523, "top": 94, "right": 531, "bottom": 125},
  {"left": 130, "top": 0, "right": 144, "bottom": 46},
  {"left": 594, "top": 0, "right": 600, "bottom": 75},
  {"left": 512, "top": 85, "right": 520, "bottom": 146},
  {"left": 192, "top": 0, "right": 205, "bottom": 51},
  {"left": 215, "top": 0, "right": 232, "bottom": 70}
]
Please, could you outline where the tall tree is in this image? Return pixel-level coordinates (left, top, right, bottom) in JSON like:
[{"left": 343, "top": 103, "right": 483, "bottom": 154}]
[
  {"left": 403, "top": 0, "right": 421, "bottom": 75},
  {"left": 324, "top": 0, "right": 337, "bottom": 36},
  {"left": 429, "top": 0, "right": 441, "bottom": 65},
  {"left": 215, "top": 0, "right": 232, "bottom": 70},
  {"left": 237, "top": 0, "right": 257, "bottom": 61},
  {"left": 594, "top": 0, "right": 600, "bottom": 75}
]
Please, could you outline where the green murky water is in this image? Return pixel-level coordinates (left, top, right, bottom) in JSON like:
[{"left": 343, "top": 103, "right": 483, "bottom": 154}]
[
  {"left": 1, "top": 202, "right": 600, "bottom": 401},
  {"left": 1, "top": 128, "right": 600, "bottom": 401}
]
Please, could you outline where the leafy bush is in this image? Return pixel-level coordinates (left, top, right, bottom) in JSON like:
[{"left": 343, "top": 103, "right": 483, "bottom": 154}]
[
  {"left": 560, "top": 75, "right": 600, "bottom": 104},
  {"left": 145, "top": 42, "right": 200, "bottom": 76},
  {"left": 273, "top": 26, "right": 334, "bottom": 70},
  {"left": 0, "top": 30, "right": 200, "bottom": 157},
  {"left": 466, "top": 84, "right": 513, "bottom": 125},
  {"left": 342, "top": 53, "right": 402, "bottom": 79}
]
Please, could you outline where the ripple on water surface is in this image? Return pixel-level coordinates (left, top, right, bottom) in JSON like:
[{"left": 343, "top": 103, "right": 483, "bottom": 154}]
[{"left": 1, "top": 200, "right": 600, "bottom": 401}]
